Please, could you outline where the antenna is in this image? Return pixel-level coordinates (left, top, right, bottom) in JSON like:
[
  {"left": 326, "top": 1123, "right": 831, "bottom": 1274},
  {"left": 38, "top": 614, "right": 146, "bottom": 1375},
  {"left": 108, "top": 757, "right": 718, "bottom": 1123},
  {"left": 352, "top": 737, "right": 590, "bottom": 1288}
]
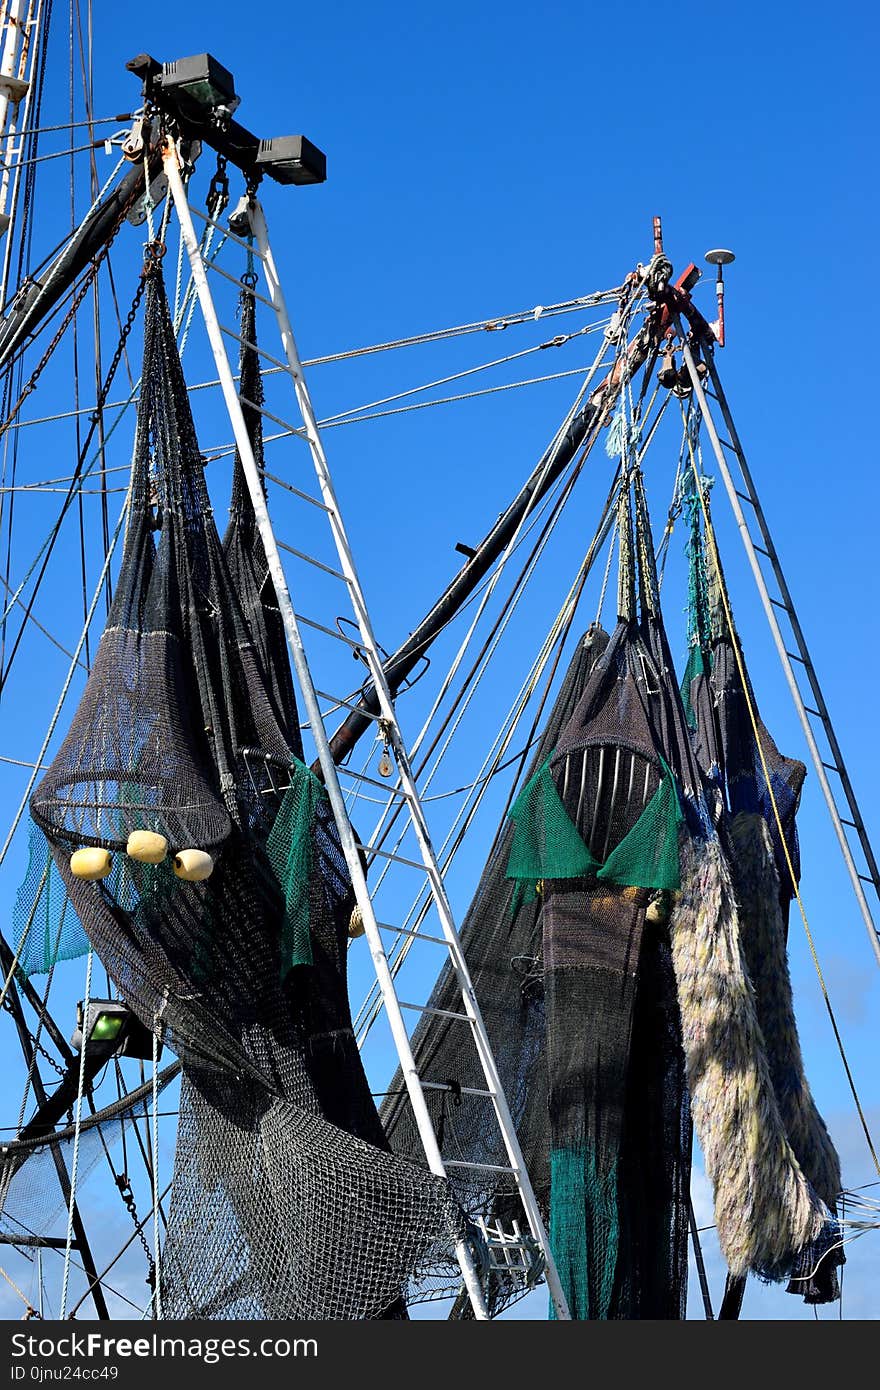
[{"left": 705, "top": 247, "right": 735, "bottom": 347}]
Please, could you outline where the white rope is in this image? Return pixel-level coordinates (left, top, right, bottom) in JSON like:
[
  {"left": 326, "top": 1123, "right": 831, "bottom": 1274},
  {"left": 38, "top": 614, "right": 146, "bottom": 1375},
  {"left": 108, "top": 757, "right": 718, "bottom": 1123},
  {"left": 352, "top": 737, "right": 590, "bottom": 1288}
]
[
  {"left": 141, "top": 151, "right": 155, "bottom": 241},
  {"left": 59, "top": 947, "right": 92, "bottom": 1319},
  {"left": 594, "top": 519, "right": 617, "bottom": 628},
  {"left": 389, "top": 324, "right": 616, "bottom": 776},
  {"left": 151, "top": 1016, "right": 162, "bottom": 1319}
]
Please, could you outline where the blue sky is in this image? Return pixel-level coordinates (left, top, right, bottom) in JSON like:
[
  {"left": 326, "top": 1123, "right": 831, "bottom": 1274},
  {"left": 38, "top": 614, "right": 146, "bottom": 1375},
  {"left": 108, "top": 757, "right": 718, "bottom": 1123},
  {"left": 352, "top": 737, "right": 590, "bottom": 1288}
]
[{"left": 0, "top": 0, "right": 877, "bottom": 1320}]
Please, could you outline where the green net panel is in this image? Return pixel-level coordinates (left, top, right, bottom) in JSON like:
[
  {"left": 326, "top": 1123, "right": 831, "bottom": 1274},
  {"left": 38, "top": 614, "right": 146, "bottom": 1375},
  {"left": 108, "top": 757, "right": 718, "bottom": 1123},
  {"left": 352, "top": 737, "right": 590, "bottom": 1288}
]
[
  {"left": 506, "top": 754, "right": 682, "bottom": 907},
  {"left": 265, "top": 759, "right": 329, "bottom": 972}
]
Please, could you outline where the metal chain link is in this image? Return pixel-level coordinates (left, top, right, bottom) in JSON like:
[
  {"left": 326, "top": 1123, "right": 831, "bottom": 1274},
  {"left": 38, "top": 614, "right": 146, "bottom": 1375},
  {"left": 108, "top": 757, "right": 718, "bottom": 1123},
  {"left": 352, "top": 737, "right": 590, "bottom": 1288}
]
[
  {"left": 114, "top": 1174, "right": 156, "bottom": 1289},
  {"left": 206, "top": 153, "right": 229, "bottom": 219},
  {"left": 0, "top": 990, "right": 65, "bottom": 1078},
  {"left": 0, "top": 163, "right": 148, "bottom": 439}
]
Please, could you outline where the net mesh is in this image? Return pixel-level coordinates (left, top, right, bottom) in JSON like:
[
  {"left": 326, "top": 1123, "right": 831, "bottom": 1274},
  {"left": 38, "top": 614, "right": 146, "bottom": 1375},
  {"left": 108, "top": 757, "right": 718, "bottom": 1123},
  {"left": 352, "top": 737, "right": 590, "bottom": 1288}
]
[
  {"left": 24, "top": 268, "right": 465, "bottom": 1319},
  {"left": 678, "top": 455, "right": 842, "bottom": 1304},
  {"left": 535, "top": 612, "right": 693, "bottom": 1321},
  {"left": 0, "top": 1068, "right": 178, "bottom": 1245},
  {"left": 381, "top": 628, "right": 611, "bottom": 1312},
  {"left": 12, "top": 822, "right": 88, "bottom": 978}
]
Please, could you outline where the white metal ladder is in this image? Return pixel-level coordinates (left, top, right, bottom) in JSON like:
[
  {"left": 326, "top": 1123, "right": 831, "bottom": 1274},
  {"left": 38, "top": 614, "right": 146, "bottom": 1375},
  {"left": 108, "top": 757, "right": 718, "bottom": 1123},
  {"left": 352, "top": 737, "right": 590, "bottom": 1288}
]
[
  {"left": 163, "top": 140, "right": 571, "bottom": 1321},
  {"left": 681, "top": 337, "right": 880, "bottom": 971}
]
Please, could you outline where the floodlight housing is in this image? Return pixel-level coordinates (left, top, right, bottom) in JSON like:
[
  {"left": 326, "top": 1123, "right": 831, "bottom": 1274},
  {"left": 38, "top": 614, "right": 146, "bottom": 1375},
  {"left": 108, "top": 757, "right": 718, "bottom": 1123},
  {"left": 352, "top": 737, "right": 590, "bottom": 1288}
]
[
  {"left": 159, "top": 53, "right": 240, "bottom": 122},
  {"left": 256, "top": 135, "right": 327, "bottom": 186}
]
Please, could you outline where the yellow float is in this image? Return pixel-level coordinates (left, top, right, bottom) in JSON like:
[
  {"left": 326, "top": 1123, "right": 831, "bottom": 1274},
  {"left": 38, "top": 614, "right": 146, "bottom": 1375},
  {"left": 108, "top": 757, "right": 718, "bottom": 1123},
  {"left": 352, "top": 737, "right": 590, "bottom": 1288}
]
[
  {"left": 126, "top": 830, "right": 169, "bottom": 864},
  {"left": 70, "top": 847, "right": 112, "bottom": 881},
  {"left": 172, "top": 849, "right": 214, "bottom": 882}
]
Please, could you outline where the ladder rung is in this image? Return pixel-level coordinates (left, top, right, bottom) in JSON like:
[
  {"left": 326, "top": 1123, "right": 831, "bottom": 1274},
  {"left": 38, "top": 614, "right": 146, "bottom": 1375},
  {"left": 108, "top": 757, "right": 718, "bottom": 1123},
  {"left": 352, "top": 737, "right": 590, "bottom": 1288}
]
[
  {"left": 361, "top": 845, "right": 428, "bottom": 871},
  {"left": 769, "top": 597, "right": 789, "bottom": 611},
  {"left": 294, "top": 614, "right": 360, "bottom": 647},
  {"left": 858, "top": 874, "right": 878, "bottom": 886},
  {"left": 201, "top": 255, "right": 277, "bottom": 310},
  {"left": 822, "top": 762, "right": 841, "bottom": 774},
  {"left": 444, "top": 1160, "right": 517, "bottom": 1174},
  {"left": 804, "top": 706, "right": 822, "bottom": 718},
  {"left": 315, "top": 688, "right": 384, "bottom": 721},
  {"left": 188, "top": 201, "right": 269, "bottom": 261},
  {"left": 238, "top": 390, "right": 305, "bottom": 440},
  {"left": 337, "top": 767, "right": 408, "bottom": 797},
  {"left": 719, "top": 438, "right": 737, "bottom": 453},
  {"left": 277, "top": 539, "right": 350, "bottom": 584},
  {"left": 218, "top": 321, "right": 294, "bottom": 376},
  {"left": 377, "top": 922, "right": 449, "bottom": 947},
  {"left": 422, "top": 1081, "right": 495, "bottom": 1099},
  {"left": 264, "top": 471, "right": 332, "bottom": 513},
  {"left": 753, "top": 544, "right": 772, "bottom": 559},
  {"left": 399, "top": 1001, "right": 471, "bottom": 1023},
  {"left": 840, "top": 818, "right": 859, "bottom": 830},
  {"left": 785, "top": 650, "right": 807, "bottom": 665},
  {"left": 734, "top": 489, "right": 755, "bottom": 506}
]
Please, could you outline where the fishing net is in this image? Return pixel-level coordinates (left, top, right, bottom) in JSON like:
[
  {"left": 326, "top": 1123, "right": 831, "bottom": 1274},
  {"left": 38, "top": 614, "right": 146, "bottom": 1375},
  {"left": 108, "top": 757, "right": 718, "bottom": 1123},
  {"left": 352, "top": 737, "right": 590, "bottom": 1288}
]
[
  {"left": 508, "top": 471, "right": 695, "bottom": 1320},
  {"left": 12, "top": 822, "right": 88, "bottom": 978},
  {"left": 384, "top": 472, "right": 695, "bottom": 1321},
  {"left": 0, "top": 1067, "right": 178, "bottom": 1245},
  {"left": 676, "top": 446, "right": 842, "bottom": 1308},
  {"left": 380, "top": 627, "right": 610, "bottom": 1312},
  {"left": 25, "top": 266, "right": 465, "bottom": 1319}
]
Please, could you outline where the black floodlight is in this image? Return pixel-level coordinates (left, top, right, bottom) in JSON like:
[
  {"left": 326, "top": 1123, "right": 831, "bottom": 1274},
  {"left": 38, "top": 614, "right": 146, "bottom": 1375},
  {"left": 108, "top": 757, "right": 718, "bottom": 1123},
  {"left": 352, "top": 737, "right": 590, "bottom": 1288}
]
[
  {"left": 255, "top": 135, "right": 327, "bottom": 186},
  {"left": 72, "top": 999, "right": 158, "bottom": 1061},
  {"left": 159, "top": 53, "right": 240, "bottom": 123}
]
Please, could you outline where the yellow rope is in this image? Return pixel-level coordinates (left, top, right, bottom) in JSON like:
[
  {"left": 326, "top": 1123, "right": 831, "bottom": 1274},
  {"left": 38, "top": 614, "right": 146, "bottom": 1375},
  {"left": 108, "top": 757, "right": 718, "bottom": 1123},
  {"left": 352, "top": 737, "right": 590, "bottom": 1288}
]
[
  {"left": 0, "top": 1262, "right": 37, "bottom": 1317},
  {"left": 682, "top": 411, "right": 880, "bottom": 1178}
]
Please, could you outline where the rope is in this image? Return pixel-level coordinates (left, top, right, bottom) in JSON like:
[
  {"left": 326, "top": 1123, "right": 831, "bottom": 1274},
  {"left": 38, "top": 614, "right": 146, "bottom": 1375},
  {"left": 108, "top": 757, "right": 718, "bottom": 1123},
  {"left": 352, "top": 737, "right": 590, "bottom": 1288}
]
[
  {"left": 297, "top": 288, "right": 625, "bottom": 366},
  {"left": 682, "top": 411, "right": 880, "bottom": 1177},
  {"left": 359, "top": 324, "right": 618, "bottom": 887},
  {"left": 151, "top": 1017, "right": 162, "bottom": 1319},
  {"left": 0, "top": 1262, "right": 38, "bottom": 1316},
  {"left": 593, "top": 519, "right": 616, "bottom": 628},
  {"left": 319, "top": 322, "right": 608, "bottom": 427},
  {"left": 353, "top": 441, "right": 631, "bottom": 1038},
  {"left": 59, "top": 947, "right": 92, "bottom": 1318}
]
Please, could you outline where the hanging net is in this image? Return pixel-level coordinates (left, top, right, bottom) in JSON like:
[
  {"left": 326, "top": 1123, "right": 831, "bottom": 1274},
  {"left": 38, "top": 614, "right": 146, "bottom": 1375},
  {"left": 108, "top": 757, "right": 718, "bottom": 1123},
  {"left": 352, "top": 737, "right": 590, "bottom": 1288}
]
[
  {"left": 23, "top": 266, "right": 465, "bottom": 1319},
  {"left": 380, "top": 627, "right": 611, "bottom": 1312},
  {"left": 516, "top": 467, "right": 696, "bottom": 1320},
  {"left": 677, "top": 448, "right": 842, "bottom": 1305},
  {"left": 12, "top": 822, "right": 88, "bottom": 978}
]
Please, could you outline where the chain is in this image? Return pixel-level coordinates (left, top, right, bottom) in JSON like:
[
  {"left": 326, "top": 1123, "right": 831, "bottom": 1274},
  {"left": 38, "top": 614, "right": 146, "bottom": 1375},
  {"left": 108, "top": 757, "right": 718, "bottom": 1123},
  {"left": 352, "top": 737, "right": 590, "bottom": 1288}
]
[
  {"left": 206, "top": 153, "right": 229, "bottom": 218},
  {"left": 31, "top": 1032, "right": 65, "bottom": 1080},
  {"left": 114, "top": 1174, "right": 156, "bottom": 1289},
  {"left": 0, "top": 167, "right": 147, "bottom": 439},
  {"left": 0, "top": 989, "right": 64, "bottom": 1079}
]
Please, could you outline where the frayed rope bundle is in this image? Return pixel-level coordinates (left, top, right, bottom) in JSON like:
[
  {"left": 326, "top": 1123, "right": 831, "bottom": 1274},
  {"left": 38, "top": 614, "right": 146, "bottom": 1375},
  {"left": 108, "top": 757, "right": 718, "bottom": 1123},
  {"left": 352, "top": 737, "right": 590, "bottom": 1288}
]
[{"left": 671, "top": 832, "right": 836, "bottom": 1281}]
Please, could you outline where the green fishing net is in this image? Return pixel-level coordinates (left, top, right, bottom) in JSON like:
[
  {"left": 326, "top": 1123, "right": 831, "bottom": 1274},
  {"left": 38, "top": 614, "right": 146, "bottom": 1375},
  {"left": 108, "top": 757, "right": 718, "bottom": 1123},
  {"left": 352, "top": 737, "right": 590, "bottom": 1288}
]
[
  {"left": 506, "top": 754, "right": 682, "bottom": 906},
  {"left": 265, "top": 757, "right": 328, "bottom": 972}
]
